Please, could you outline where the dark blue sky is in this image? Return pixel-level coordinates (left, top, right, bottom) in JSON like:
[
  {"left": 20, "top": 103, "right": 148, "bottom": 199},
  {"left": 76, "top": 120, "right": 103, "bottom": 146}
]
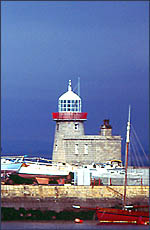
[{"left": 2, "top": 2, "right": 149, "bottom": 164}]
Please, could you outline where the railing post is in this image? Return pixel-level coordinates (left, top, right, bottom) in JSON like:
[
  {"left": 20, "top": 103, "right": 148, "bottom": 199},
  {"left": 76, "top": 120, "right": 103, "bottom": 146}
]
[
  {"left": 141, "top": 177, "right": 143, "bottom": 186},
  {"left": 110, "top": 178, "right": 112, "bottom": 186},
  {"left": 94, "top": 178, "right": 95, "bottom": 186},
  {"left": 99, "top": 178, "right": 100, "bottom": 186},
  {"left": 90, "top": 178, "right": 92, "bottom": 186}
]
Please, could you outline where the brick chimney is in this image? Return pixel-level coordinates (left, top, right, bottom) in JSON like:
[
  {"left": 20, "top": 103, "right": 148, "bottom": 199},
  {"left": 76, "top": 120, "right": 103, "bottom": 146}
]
[{"left": 100, "top": 119, "right": 112, "bottom": 136}]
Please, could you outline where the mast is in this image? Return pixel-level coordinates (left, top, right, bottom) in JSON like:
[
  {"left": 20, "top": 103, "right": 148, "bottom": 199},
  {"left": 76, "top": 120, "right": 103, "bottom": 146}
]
[
  {"left": 78, "top": 77, "right": 80, "bottom": 96},
  {"left": 123, "top": 105, "right": 131, "bottom": 208}
]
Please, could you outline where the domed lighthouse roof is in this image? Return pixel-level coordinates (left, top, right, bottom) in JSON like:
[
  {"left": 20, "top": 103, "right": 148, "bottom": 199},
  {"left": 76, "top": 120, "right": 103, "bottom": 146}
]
[
  {"left": 59, "top": 80, "right": 81, "bottom": 101},
  {"left": 58, "top": 80, "right": 81, "bottom": 112}
]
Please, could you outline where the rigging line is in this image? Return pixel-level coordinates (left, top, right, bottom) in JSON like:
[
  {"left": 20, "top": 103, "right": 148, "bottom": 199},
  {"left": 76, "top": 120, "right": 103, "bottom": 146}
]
[
  {"left": 130, "top": 135, "right": 144, "bottom": 167},
  {"left": 130, "top": 132, "right": 140, "bottom": 154},
  {"left": 131, "top": 134, "right": 144, "bottom": 167},
  {"left": 130, "top": 137, "right": 141, "bottom": 167},
  {"left": 73, "top": 84, "right": 78, "bottom": 92},
  {"left": 131, "top": 124, "right": 149, "bottom": 161},
  {"left": 130, "top": 132, "right": 149, "bottom": 166},
  {"left": 131, "top": 144, "right": 141, "bottom": 167},
  {"left": 132, "top": 150, "right": 140, "bottom": 168},
  {"left": 130, "top": 129, "right": 146, "bottom": 166},
  {"left": 130, "top": 141, "right": 139, "bottom": 167}
]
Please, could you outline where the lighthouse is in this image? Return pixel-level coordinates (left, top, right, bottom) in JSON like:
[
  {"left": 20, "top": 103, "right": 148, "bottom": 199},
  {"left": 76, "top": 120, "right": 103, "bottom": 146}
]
[
  {"left": 52, "top": 80, "right": 121, "bottom": 165},
  {"left": 52, "top": 80, "right": 87, "bottom": 163}
]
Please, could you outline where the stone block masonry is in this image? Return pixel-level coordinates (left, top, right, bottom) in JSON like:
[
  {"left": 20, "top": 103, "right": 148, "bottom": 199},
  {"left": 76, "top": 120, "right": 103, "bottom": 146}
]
[
  {"left": 63, "top": 135, "right": 121, "bottom": 164},
  {"left": 53, "top": 133, "right": 121, "bottom": 164}
]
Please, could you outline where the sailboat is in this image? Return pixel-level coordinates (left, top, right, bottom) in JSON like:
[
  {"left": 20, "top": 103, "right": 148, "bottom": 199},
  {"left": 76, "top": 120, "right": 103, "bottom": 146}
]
[{"left": 73, "top": 106, "right": 149, "bottom": 225}]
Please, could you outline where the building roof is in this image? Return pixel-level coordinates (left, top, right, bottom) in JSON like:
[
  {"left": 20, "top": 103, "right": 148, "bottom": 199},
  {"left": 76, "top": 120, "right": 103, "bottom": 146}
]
[{"left": 59, "top": 80, "right": 81, "bottom": 101}]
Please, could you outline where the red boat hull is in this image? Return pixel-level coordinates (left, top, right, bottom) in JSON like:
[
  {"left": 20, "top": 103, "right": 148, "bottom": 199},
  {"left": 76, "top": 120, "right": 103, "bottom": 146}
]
[
  {"left": 17, "top": 173, "right": 66, "bottom": 179},
  {"left": 96, "top": 208, "right": 149, "bottom": 224}
]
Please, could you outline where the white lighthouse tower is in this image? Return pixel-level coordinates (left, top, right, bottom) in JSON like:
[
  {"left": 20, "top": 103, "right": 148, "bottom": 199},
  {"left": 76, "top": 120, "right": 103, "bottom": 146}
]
[{"left": 52, "top": 80, "right": 87, "bottom": 163}]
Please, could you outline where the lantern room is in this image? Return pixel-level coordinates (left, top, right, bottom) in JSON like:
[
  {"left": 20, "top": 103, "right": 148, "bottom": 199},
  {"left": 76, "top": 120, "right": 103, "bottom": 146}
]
[
  {"left": 58, "top": 80, "right": 81, "bottom": 112},
  {"left": 52, "top": 80, "right": 87, "bottom": 121}
]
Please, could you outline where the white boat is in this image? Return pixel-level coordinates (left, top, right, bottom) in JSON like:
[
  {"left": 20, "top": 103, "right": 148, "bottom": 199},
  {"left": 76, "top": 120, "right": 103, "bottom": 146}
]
[
  {"left": 76, "top": 158, "right": 143, "bottom": 186},
  {"left": 1, "top": 156, "right": 78, "bottom": 184},
  {"left": 16, "top": 160, "right": 77, "bottom": 184}
]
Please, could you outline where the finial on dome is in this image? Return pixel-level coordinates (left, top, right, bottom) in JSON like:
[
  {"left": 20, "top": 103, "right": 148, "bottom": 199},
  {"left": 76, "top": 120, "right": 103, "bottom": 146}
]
[{"left": 68, "top": 80, "right": 72, "bottom": 91}]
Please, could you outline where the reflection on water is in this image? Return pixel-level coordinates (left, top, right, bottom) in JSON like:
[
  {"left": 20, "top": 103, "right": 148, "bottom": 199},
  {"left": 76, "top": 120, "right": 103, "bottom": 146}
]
[{"left": 1, "top": 221, "right": 149, "bottom": 230}]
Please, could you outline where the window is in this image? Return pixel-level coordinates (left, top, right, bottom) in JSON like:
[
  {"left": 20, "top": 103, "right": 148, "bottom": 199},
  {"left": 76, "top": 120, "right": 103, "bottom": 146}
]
[
  {"left": 75, "top": 144, "right": 78, "bottom": 154},
  {"left": 84, "top": 144, "right": 88, "bottom": 154},
  {"left": 58, "top": 99, "right": 81, "bottom": 112},
  {"left": 74, "top": 123, "right": 79, "bottom": 130},
  {"left": 57, "top": 124, "right": 59, "bottom": 131}
]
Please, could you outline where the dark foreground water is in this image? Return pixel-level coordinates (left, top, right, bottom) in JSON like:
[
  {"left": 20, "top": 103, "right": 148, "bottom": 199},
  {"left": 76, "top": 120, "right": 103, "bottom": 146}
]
[{"left": 1, "top": 221, "right": 149, "bottom": 230}]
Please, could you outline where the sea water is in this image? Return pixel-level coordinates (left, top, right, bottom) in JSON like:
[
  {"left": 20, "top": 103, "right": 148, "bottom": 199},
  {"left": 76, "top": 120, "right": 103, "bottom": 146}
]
[{"left": 1, "top": 220, "right": 149, "bottom": 230}]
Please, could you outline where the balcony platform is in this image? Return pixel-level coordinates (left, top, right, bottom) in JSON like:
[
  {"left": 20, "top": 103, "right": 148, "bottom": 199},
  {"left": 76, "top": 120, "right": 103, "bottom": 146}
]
[{"left": 52, "top": 112, "right": 87, "bottom": 121}]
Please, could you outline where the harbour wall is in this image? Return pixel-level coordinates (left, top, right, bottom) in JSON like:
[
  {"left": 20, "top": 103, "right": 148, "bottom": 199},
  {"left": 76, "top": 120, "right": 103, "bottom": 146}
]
[{"left": 1, "top": 185, "right": 149, "bottom": 212}]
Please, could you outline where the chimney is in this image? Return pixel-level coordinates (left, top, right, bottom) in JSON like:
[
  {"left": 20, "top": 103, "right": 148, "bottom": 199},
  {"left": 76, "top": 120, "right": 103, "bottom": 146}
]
[{"left": 100, "top": 119, "right": 112, "bottom": 136}]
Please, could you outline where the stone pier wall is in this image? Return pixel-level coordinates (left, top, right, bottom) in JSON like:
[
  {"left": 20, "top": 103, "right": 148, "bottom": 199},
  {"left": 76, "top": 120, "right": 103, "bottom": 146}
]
[
  {"left": 1, "top": 185, "right": 149, "bottom": 199},
  {"left": 1, "top": 185, "right": 149, "bottom": 212}
]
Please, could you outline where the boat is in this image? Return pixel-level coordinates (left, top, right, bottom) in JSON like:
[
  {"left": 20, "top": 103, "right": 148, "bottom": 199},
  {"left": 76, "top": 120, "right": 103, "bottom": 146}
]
[
  {"left": 1, "top": 156, "right": 76, "bottom": 185},
  {"left": 73, "top": 106, "right": 149, "bottom": 225},
  {"left": 16, "top": 160, "right": 76, "bottom": 184},
  {"left": 77, "top": 159, "right": 143, "bottom": 186},
  {"left": 73, "top": 205, "right": 149, "bottom": 225}
]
